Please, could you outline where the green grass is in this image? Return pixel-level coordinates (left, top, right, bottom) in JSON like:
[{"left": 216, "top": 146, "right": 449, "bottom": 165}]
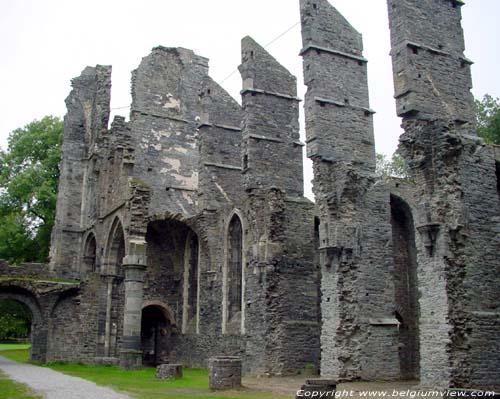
[
  {"left": 0, "top": 371, "right": 42, "bottom": 399},
  {"left": 0, "top": 343, "right": 31, "bottom": 351},
  {"left": 0, "top": 344, "right": 30, "bottom": 363},
  {"left": 0, "top": 346, "right": 289, "bottom": 399}
]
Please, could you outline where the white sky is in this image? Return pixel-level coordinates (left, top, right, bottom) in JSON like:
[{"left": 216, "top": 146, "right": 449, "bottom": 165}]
[{"left": 1, "top": 0, "right": 499, "bottom": 198}]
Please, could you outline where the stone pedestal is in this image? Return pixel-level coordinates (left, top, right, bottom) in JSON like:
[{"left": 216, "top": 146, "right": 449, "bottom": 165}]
[
  {"left": 209, "top": 356, "right": 242, "bottom": 391},
  {"left": 155, "top": 364, "right": 183, "bottom": 380},
  {"left": 296, "top": 379, "right": 337, "bottom": 399}
]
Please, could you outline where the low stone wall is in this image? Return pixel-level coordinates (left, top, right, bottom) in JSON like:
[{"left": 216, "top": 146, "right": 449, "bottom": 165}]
[{"left": 0, "top": 261, "right": 56, "bottom": 280}]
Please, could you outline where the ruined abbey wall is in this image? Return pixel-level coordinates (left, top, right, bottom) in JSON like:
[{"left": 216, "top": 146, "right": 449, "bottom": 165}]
[
  {"left": 1, "top": 0, "right": 498, "bottom": 389},
  {"left": 47, "top": 38, "right": 320, "bottom": 375}
]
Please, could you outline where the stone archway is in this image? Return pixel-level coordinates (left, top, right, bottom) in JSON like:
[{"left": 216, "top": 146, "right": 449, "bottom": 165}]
[
  {"left": 390, "top": 194, "right": 420, "bottom": 380},
  {"left": 82, "top": 233, "right": 97, "bottom": 273},
  {"left": 140, "top": 302, "right": 175, "bottom": 366},
  {"left": 0, "top": 288, "right": 46, "bottom": 363}
]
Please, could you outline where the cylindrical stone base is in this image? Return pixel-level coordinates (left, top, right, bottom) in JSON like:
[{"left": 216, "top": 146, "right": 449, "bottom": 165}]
[
  {"left": 296, "top": 379, "right": 337, "bottom": 399},
  {"left": 209, "top": 356, "right": 242, "bottom": 391}
]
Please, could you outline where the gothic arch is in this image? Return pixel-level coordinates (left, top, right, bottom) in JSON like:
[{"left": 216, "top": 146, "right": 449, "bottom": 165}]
[
  {"left": 0, "top": 286, "right": 46, "bottom": 362},
  {"left": 222, "top": 210, "right": 246, "bottom": 335},
  {"left": 142, "top": 300, "right": 177, "bottom": 326},
  {"left": 81, "top": 231, "right": 97, "bottom": 273},
  {"left": 104, "top": 216, "right": 126, "bottom": 275}
]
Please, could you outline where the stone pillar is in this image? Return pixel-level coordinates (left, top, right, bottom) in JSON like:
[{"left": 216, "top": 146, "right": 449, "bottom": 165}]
[
  {"left": 119, "top": 244, "right": 147, "bottom": 370},
  {"left": 209, "top": 356, "right": 242, "bottom": 391}
]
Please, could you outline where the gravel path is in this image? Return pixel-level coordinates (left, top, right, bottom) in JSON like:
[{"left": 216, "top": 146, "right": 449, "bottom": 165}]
[{"left": 0, "top": 355, "right": 132, "bottom": 399}]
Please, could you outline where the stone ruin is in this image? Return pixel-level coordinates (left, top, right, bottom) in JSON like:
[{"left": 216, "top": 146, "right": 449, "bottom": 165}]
[{"left": 0, "top": 0, "right": 498, "bottom": 390}]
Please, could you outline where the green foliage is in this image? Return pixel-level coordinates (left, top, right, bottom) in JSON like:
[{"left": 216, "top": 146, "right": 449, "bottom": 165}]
[
  {"left": 0, "top": 116, "right": 63, "bottom": 263},
  {"left": 376, "top": 153, "right": 409, "bottom": 179},
  {"left": 0, "top": 300, "right": 32, "bottom": 341},
  {"left": 475, "top": 94, "right": 500, "bottom": 145}
]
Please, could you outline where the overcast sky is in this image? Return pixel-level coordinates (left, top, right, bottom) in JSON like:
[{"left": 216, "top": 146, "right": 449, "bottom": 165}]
[{"left": 1, "top": 0, "right": 499, "bottom": 198}]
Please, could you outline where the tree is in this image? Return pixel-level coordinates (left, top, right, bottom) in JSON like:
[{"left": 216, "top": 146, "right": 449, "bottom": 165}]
[
  {"left": 0, "top": 299, "right": 32, "bottom": 341},
  {"left": 475, "top": 94, "right": 500, "bottom": 145},
  {"left": 376, "top": 152, "right": 409, "bottom": 179},
  {"left": 0, "top": 116, "right": 63, "bottom": 264}
]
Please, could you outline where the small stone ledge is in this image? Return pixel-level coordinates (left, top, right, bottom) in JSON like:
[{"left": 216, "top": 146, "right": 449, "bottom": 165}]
[
  {"left": 204, "top": 162, "right": 243, "bottom": 171},
  {"left": 130, "top": 109, "right": 190, "bottom": 124},
  {"left": 314, "top": 97, "right": 375, "bottom": 114},
  {"left": 300, "top": 44, "right": 367, "bottom": 63},
  {"left": 369, "top": 318, "right": 401, "bottom": 326},
  {"left": 198, "top": 122, "right": 242, "bottom": 132},
  {"left": 240, "top": 88, "right": 301, "bottom": 102},
  {"left": 392, "top": 40, "right": 473, "bottom": 65},
  {"left": 247, "top": 134, "right": 284, "bottom": 143},
  {"left": 155, "top": 363, "right": 183, "bottom": 380}
]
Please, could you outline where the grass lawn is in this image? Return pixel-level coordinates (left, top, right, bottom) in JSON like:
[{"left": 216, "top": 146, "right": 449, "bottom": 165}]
[
  {"left": 0, "top": 345, "right": 289, "bottom": 399},
  {"left": 0, "top": 371, "right": 42, "bottom": 399}
]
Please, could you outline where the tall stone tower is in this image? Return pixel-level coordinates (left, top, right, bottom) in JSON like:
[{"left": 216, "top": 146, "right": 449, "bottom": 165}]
[
  {"left": 300, "top": 0, "right": 401, "bottom": 381},
  {"left": 388, "top": 0, "right": 500, "bottom": 389}
]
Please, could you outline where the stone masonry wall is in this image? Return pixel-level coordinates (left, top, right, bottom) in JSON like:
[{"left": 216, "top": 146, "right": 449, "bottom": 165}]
[
  {"left": 388, "top": 0, "right": 500, "bottom": 389},
  {"left": 301, "top": 0, "right": 400, "bottom": 381},
  {"left": 50, "top": 66, "right": 111, "bottom": 279}
]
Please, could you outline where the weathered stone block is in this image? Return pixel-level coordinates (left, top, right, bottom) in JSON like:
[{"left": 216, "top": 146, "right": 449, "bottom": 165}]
[
  {"left": 155, "top": 364, "right": 183, "bottom": 380},
  {"left": 209, "top": 356, "right": 242, "bottom": 391}
]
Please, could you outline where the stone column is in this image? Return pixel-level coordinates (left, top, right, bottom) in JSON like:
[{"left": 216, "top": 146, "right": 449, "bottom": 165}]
[{"left": 119, "top": 242, "right": 147, "bottom": 370}]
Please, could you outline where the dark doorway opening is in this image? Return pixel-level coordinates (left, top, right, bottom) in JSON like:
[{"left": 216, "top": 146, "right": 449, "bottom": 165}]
[
  {"left": 390, "top": 195, "right": 420, "bottom": 381},
  {"left": 141, "top": 305, "right": 171, "bottom": 367},
  {"left": 226, "top": 214, "right": 243, "bottom": 334}
]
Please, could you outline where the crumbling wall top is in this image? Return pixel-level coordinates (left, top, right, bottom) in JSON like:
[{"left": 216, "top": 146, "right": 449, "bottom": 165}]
[
  {"left": 239, "top": 36, "right": 297, "bottom": 97},
  {"left": 300, "top": 0, "right": 363, "bottom": 58}
]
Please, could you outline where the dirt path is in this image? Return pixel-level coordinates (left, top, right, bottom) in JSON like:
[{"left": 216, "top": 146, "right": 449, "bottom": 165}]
[{"left": 0, "top": 355, "right": 132, "bottom": 399}]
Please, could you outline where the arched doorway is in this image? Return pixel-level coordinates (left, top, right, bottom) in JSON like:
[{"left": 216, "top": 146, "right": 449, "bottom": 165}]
[
  {"left": 0, "top": 288, "right": 45, "bottom": 362},
  {"left": 390, "top": 195, "right": 420, "bottom": 380},
  {"left": 141, "top": 304, "right": 173, "bottom": 366}
]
